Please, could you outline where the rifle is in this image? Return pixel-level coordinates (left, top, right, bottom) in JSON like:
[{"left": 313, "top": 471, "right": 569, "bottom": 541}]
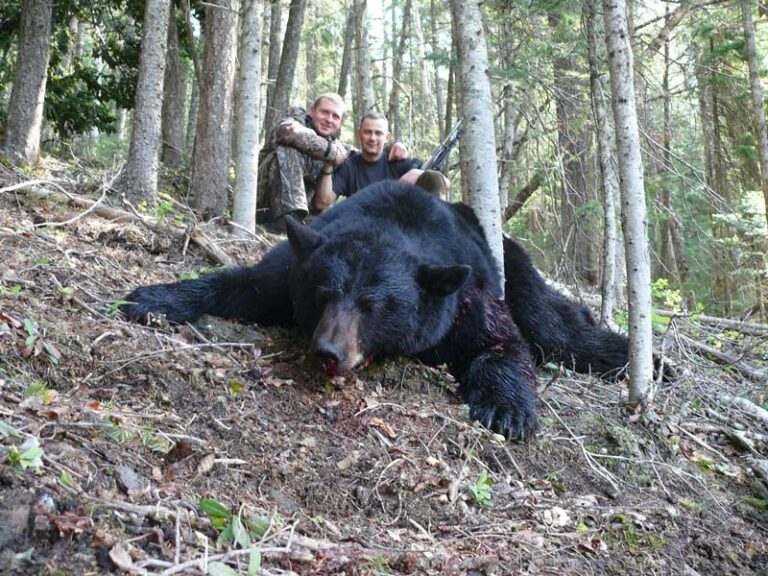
[{"left": 420, "top": 118, "right": 464, "bottom": 172}]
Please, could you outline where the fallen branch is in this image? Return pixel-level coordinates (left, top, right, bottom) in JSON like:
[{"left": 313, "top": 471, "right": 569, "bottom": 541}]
[
  {"left": 719, "top": 394, "right": 768, "bottom": 426},
  {"left": 656, "top": 309, "right": 768, "bottom": 336},
  {"left": 678, "top": 334, "right": 767, "bottom": 382},
  {"left": 13, "top": 183, "right": 236, "bottom": 267}
]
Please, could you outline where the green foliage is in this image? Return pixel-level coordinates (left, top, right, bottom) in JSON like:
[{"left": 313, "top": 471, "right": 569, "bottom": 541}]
[
  {"left": 199, "top": 498, "right": 282, "bottom": 550},
  {"left": 468, "top": 469, "right": 493, "bottom": 507},
  {"left": 744, "top": 496, "right": 768, "bottom": 512},
  {"left": 651, "top": 278, "right": 683, "bottom": 311},
  {"left": 6, "top": 439, "right": 44, "bottom": 473},
  {"left": 0, "top": 284, "right": 22, "bottom": 297},
  {"left": 21, "top": 319, "right": 61, "bottom": 366},
  {"left": 106, "top": 300, "right": 128, "bottom": 318}
]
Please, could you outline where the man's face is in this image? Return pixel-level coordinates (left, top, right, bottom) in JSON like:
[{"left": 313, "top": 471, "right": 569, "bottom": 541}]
[
  {"left": 310, "top": 98, "right": 344, "bottom": 137},
  {"left": 358, "top": 118, "right": 391, "bottom": 161}
]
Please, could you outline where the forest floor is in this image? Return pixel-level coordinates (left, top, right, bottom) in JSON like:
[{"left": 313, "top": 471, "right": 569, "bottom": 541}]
[{"left": 1, "top": 163, "right": 768, "bottom": 576}]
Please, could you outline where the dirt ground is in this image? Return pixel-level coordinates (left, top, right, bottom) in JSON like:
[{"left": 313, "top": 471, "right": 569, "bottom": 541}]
[{"left": 1, "top": 169, "right": 767, "bottom": 575}]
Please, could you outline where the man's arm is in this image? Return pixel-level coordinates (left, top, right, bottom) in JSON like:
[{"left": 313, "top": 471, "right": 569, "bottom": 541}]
[
  {"left": 313, "top": 161, "right": 337, "bottom": 212},
  {"left": 276, "top": 117, "right": 349, "bottom": 163}
]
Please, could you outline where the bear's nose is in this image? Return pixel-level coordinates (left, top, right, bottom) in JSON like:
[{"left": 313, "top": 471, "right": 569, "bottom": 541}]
[{"left": 313, "top": 340, "right": 342, "bottom": 376}]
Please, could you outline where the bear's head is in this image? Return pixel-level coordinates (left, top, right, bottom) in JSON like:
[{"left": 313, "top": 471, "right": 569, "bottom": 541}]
[{"left": 285, "top": 217, "right": 471, "bottom": 376}]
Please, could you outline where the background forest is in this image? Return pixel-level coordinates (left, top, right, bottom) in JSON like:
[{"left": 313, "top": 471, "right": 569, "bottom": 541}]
[
  {"left": 2, "top": 0, "right": 767, "bottom": 321},
  {"left": 2, "top": 2, "right": 768, "bottom": 575}
]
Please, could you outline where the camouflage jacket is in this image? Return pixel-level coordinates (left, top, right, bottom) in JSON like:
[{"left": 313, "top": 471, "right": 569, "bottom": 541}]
[{"left": 258, "top": 106, "right": 348, "bottom": 166}]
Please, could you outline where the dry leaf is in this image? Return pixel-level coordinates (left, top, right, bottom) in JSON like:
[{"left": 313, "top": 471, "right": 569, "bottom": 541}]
[
  {"left": 369, "top": 417, "right": 397, "bottom": 438},
  {"left": 196, "top": 453, "right": 216, "bottom": 475}
]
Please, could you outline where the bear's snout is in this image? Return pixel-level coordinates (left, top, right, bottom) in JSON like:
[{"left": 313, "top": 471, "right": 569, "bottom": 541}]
[{"left": 311, "top": 303, "right": 364, "bottom": 375}]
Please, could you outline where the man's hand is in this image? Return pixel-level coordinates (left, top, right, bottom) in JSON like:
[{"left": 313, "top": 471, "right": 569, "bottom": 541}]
[
  {"left": 329, "top": 141, "right": 349, "bottom": 165},
  {"left": 388, "top": 141, "right": 409, "bottom": 161},
  {"left": 399, "top": 168, "right": 424, "bottom": 186}
]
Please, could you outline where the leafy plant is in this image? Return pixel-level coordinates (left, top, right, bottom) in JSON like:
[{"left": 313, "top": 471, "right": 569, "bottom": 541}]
[
  {"left": 0, "top": 284, "right": 22, "bottom": 297},
  {"left": 21, "top": 319, "right": 61, "bottom": 366},
  {"left": 199, "top": 498, "right": 281, "bottom": 548},
  {"left": 106, "top": 299, "right": 129, "bottom": 318},
  {"left": 22, "top": 381, "right": 57, "bottom": 404},
  {"left": 468, "top": 469, "right": 493, "bottom": 507},
  {"left": 6, "top": 438, "right": 44, "bottom": 472}
]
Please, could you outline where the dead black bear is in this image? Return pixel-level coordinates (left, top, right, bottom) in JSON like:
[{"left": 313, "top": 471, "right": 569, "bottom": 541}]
[{"left": 123, "top": 182, "right": 631, "bottom": 441}]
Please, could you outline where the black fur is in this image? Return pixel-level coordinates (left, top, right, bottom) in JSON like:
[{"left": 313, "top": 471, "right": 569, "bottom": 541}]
[{"left": 124, "top": 182, "right": 631, "bottom": 441}]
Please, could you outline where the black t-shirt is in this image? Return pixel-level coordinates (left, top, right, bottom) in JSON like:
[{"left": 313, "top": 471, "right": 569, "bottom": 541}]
[{"left": 332, "top": 151, "right": 420, "bottom": 197}]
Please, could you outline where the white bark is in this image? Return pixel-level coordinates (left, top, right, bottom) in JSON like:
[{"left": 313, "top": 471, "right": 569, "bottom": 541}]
[
  {"left": 603, "top": 0, "right": 654, "bottom": 403},
  {"left": 118, "top": 0, "right": 171, "bottom": 206},
  {"left": 742, "top": 0, "right": 768, "bottom": 229},
  {"left": 5, "top": 0, "right": 52, "bottom": 166},
  {"left": 586, "top": 0, "right": 620, "bottom": 325},
  {"left": 450, "top": 0, "right": 504, "bottom": 287},
  {"left": 233, "top": 0, "right": 264, "bottom": 234},
  {"left": 354, "top": 0, "right": 375, "bottom": 126}
]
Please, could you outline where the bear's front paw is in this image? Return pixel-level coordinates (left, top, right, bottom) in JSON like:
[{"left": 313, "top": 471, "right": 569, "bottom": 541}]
[{"left": 469, "top": 402, "right": 538, "bottom": 441}]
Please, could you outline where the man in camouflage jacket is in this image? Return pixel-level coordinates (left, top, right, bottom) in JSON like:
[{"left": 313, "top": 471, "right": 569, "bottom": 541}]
[{"left": 257, "top": 93, "right": 407, "bottom": 231}]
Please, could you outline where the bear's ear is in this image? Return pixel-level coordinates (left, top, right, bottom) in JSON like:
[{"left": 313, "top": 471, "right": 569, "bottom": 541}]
[
  {"left": 416, "top": 264, "right": 471, "bottom": 297},
  {"left": 285, "top": 216, "right": 325, "bottom": 261}
]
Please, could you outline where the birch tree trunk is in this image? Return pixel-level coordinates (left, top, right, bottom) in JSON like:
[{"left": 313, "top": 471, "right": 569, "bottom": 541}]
[
  {"left": 190, "top": 0, "right": 239, "bottom": 217},
  {"left": 603, "top": 0, "right": 654, "bottom": 404},
  {"left": 742, "top": 0, "right": 768, "bottom": 229},
  {"left": 5, "top": 0, "right": 53, "bottom": 166},
  {"left": 161, "top": 10, "right": 187, "bottom": 168},
  {"left": 450, "top": 0, "right": 504, "bottom": 286},
  {"left": 387, "top": 0, "right": 412, "bottom": 141},
  {"left": 232, "top": 0, "right": 263, "bottom": 234},
  {"left": 353, "top": 0, "right": 375, "bottom": 130},
  {"left": 117, "top": 0, "right": 170, "bottom": 207},
  {"left": 264, "top": 0, "right": 306, "bottom": 132},
  {"left": 430, "top": 0, "right": 445, "bottom": 138},
  {"left": 586, "top": 0, "right": 621, "bottom": 325},
  {"left": 411, "top": 6, "right": 435, "bottom": 138}
]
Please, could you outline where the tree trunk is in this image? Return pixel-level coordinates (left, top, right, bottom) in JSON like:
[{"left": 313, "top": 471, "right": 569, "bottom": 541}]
[
  {"left": 264, "top": 0, "right": 283, "bottom": 126},
  {"left": 117, "top": 0, "right": 170, "bottom": 207},
  {"left": 411, "top": 6, "right": 435, "bottom": 139},
  {"left": 450, "top": 0, "right": 504, "bottom": 286},
  {"left": 603, "top": 0, "right": 654, "bottom": 405},
  {"left": 444, "top": 62, "right": 454, "bottom": 147},
  {"left": 5, "top": 0, "right": 53, "bottom": 166},
  {"left": 498, "top": 18, "right": 519, "bottom": 212},
  {"left": 161, "top": 10, "right": 187, "bottom": 168},
  {"left": 232, "top": 0, "right": 263, "bottom": 234},
  {"left": 264, "top": 0, "right": 306, "bottom": 132},
  {"left": 338, "top": 9, "right": 355, "bottom": 99},
  {"left": 353, "top": 0, "right": 375, "bottom": 131},
  {"left": 549, "top": 11, "right": 596, "bottom": 285},
  {"left": 304, "top": 3, "right": 317, "bottom": 108},
  {"left": 430, "top": 0, "right": 445, "bottom": 138},
  {"left": 184, "top": 79, "right": 199, "bottom": 158},
  {"left": 189, "top": 0, "right": 239, "bottom": 217},
  {"left": 387, "top": 0, "right": 412, "bottom": 141},
  {"left": 659, "top": 9, "right": 686, "bottom": 284},
  {"left": 742, "top": 0, "right": 768, "bottom": 229},
  {"left": 586, "top": 0, "right": 622, "bottom": 325}
]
